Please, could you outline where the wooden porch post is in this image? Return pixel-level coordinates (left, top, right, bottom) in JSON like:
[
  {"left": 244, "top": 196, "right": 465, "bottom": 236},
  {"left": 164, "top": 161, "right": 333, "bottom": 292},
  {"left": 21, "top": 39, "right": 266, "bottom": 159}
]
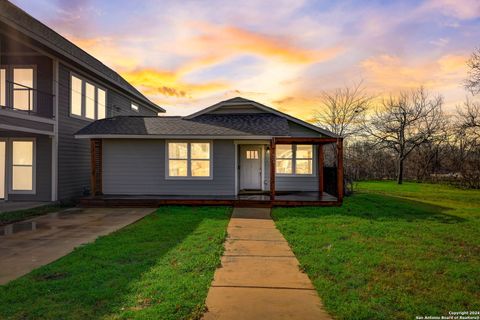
[
  {"left": 90, "top": 139, "right": 103, "bottom": 196},
  {"left": 336, "top": 138, "right": 344, "bottom": 203},
  {"left": 318, "top": 144, "right": 324, "bottom": 197},
  {"left": 270, "top": 138, "right": 276, "bottom": 201}
]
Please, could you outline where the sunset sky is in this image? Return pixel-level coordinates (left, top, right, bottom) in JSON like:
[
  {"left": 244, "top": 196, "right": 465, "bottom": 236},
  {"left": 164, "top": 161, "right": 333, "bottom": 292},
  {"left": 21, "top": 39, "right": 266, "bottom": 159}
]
[{"left": 12, "top": 0, "right": 480, "bottom": 120}]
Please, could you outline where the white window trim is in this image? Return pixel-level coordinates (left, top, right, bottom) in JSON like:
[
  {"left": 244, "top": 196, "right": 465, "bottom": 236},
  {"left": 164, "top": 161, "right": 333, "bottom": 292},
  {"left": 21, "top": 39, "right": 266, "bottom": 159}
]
[
  {"left": 165, "top": 140, "right": 213, "bottom": 180},
  {"left": 1, "top": 65, "right": 37, "bottom": 112},
  {"left": 275, "top": 144, "right": 316, "bottom": 177},
  {"left": 0, "top": 138, "right": 6, "bottom": 200},
  {"left": 9, "top": 138, "right": 36, "bottom": 195},
  {"left": 69, "top": 71, "right": 108, "bottom": 121},
  {"left": 131, "top": 102, "right": 139, "bottom": 112}
]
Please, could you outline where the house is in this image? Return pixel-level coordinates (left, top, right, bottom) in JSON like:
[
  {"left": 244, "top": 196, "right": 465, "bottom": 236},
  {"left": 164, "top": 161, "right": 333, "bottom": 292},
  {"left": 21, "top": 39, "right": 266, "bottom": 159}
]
[
  {"left": 75, "top": 97, "right": 344, "bottom": 207},
  {"left": 0, "top": 0, "right": 165, "bottom": 203}
]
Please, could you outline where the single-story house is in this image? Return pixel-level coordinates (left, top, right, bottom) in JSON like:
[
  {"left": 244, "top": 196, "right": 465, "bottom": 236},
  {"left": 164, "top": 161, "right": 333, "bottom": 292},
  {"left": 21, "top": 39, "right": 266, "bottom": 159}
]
[{"left": 75, "top": 97, "right": 344, "bottom": 207}]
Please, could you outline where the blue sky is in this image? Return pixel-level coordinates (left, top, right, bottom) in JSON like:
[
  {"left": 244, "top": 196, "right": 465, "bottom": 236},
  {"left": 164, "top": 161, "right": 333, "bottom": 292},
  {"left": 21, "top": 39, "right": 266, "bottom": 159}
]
[{"left": 12, "top": 0, "right": 480, "bottom": 118}]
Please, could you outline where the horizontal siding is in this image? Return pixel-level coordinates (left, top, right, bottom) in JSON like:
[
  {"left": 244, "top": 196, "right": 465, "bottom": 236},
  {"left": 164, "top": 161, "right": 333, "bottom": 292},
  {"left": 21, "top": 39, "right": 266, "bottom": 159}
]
[
  {"left": 103, "top": 139, "right": 235, "bottom": 195},
  {"left": 57, "top": 63, "right": 91, "bottom": 200},
  {"left": 57, "top": 63, "right": 158, "bottom": 200},
  {"left": 0, "top": 115, "right": 54, "bottom": 132},
  {"left": 109, "top": 90, "right": 158, "bottom": 116},
  {"left": 288, "top": 121, "right": 324, "bottom": 137}
]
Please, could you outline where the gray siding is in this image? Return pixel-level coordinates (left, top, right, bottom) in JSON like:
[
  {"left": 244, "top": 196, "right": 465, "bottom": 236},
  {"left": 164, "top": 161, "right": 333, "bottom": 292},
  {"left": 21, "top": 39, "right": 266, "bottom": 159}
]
[
  {"left": 109, "top": 89, "right": 157, "bottom": 117},
  {"left": 288, "top": 121, "right": 323, "bottom": 137},
  {"left": 102, "top": 139, "right": 235, "bottom": 195},
  {"left": 57, "top": 63, "right": 157, "bottom": 200},
  {"left": 210, "top": 105, "right": 265, "bottom": 114},
  {"left": 0, "top": 132, "right": 52, "bottom": 201},
  {"left": 0, "top": 115, "right": 54, "bottom": 133}
]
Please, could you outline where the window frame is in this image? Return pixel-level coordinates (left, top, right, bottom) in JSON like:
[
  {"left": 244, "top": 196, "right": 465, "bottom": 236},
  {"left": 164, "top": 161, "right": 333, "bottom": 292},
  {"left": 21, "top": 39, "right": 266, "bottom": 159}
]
[
  {"left": 165, "top": 140, "right": 213, "bottom": 180},
  {"left": 275, "top": 144, "right": 315, "bottom": 177},
  {"left": 9, "top": 138, "right": 36, "bottom": 195},
  {"left": 0, "top": 66, "right": 6, "bottom": 107},
  {"left": 0, "top": 65, "right": 37, "bottom": 112},
  {"left": 69, "top": 72, "right": 108, "bottom": 121}
]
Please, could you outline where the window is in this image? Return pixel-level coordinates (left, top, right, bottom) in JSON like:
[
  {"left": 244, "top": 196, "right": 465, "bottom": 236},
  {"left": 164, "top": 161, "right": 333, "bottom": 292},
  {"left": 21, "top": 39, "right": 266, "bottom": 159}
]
[
  {"left": 276, "top": 144, "right": 313, "bottom": 175},
  {"left": 131, "top": 103, "right": 139, "bottom": 112},
  {"left": 85, "top": 82, "right": 95, "bottom": 119},
  {"left": 71, "top": 75, "right": 82, "bottom": 116},
  {"left": 98, "top": 88, "right": 106, "bottom": 119},
  {"left": 12, "top": 140, "right": 34, "bottom": 191},
  {"left": 276, "top": 145, "right": 293, "bottom": 174},
  {"left": 0, "top": 68, "right": 5, "bottom": 107},
  {"left": 167, "top": 142, "right": 211, "bottom": 178},
  {"left": 13, "top": 67, "right": 34, "bottom": 111},
  {"left": 246, "top": 150, "right": 259, "bottom": 159},
  {"left": 70, "top": 74, "right": 107, "bottom": 120}
]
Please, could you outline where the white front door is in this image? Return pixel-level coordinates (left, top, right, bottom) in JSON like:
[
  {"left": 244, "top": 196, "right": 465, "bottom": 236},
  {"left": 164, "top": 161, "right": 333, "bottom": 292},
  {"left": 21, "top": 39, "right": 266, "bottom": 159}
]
[
  {"left": 0, "top": 140, "right": 5, "bottom": 199},
  {"left": 239, "top": 145, "right": 262, "bottom": 190}
]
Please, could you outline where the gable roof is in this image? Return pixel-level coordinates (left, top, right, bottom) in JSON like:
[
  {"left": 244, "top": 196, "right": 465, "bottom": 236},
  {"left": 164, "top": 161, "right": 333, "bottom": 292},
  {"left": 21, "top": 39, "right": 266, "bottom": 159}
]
[
  {"left": 0, "top": 0, "right": 165, "bottom": 113},
  {"left": 185, "top": 97, "right": 338, "bottom": 138},
  {"left": 75, "top": 97, "right": 339, "bottom": 138},
  {"left": 75, "top": 114, "right": 291, "bottom": 138}
]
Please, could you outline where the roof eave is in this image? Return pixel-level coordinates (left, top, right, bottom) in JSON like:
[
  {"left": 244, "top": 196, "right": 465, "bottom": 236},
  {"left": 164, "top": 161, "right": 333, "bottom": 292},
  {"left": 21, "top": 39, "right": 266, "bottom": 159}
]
[{"left": 0, "top": 3, "right": 165, "bottom": 113}]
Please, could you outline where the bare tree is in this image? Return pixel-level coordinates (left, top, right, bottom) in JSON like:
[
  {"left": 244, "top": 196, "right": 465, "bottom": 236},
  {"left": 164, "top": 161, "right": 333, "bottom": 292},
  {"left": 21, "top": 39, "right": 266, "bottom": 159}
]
[
  {"left": 457, "top": 99, "right": 480, "bottom": 134},
  {"left": 314, "top": 82, "right": 372, "bottom": 138},
  {"left": 465, "top": 48, "right": 480, "bottom": 95},
  {"left": 454, "top": 99, "right": 480, "bottom": 188},
  {"left": 365, "top": 87, "right": 446, "bottom": 184}
]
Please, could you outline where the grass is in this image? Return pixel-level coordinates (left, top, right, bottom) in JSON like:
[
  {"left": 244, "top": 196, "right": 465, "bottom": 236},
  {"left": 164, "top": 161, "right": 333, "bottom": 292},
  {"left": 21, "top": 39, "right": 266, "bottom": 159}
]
[
  {"left": 0, "top": 206, "right": 231, "bottom": 320},
  {"left": 273, "top": 181, "right": 480, "bottom": 320},
  {"left": 0, "top": 203, "right": 73, "bottom": 226}
]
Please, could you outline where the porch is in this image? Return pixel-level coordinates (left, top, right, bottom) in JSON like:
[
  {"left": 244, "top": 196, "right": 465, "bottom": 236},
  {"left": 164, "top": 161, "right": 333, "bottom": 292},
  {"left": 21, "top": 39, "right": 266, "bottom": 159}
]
[
  {"left": 84, "top": 136, "right": 343, "bottom": 207},
  {"left": 79, "top": 191, "right": 339, "bottom": 208}
]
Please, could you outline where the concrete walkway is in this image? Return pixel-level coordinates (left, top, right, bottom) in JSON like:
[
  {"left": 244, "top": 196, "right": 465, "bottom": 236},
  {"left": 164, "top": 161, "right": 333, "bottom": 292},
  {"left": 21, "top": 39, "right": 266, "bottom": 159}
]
[
  {"left": 0, "top": 207, "right": 154, "bottom": 285},
  {"left": 203, "top": 208, "right": 331, "bottom": 320}
]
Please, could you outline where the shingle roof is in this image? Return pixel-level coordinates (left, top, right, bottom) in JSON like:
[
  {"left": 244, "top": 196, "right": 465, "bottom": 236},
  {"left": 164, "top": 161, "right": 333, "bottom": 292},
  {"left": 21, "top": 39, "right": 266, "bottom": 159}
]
[
  {"left": 0, "top": 0, "right": 164, "bottom": 112},
  {"left": 75, "top": 113, "right": 291, "bottom": 137}
]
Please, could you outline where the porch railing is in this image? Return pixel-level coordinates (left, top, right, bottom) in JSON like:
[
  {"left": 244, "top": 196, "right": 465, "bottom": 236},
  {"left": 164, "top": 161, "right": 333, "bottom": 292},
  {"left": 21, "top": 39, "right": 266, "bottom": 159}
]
[{"left": 0, "top": 80, "right": 55, "bottom": 119}]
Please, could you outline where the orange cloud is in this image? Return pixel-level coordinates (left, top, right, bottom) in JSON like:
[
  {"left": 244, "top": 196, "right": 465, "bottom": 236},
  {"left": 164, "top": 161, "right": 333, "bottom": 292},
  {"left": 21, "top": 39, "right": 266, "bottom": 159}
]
[
  {"left": 68, "top": 36, "right": 140, "bottom": 69},
  {"left": 180, "top": 23, "right": 344, "bottom": 71},
  {"left": 121, "top": 68, "right": 229, "bottom": 100},
  {"left": 361, "top": 53, "right": 468, "bottom": 91}
]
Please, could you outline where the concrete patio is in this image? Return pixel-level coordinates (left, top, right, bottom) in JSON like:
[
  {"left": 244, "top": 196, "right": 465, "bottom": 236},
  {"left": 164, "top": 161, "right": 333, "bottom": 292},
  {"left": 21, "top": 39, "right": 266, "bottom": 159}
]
[
  {"left": 0, "top": 207, "right": 155, "bottom": 285},
  {"left": 203, "top": 207, "right": 332, "bottom": 320}
]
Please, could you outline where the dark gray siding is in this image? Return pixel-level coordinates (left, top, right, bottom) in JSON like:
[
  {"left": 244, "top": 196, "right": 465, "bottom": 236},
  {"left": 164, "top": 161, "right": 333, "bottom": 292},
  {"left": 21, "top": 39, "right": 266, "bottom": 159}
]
[
  {"left": 57, "top": 63, "right": 90, "bottom": 200},
  {"left": 0, "top": 115, "right": 54, "bottom": 133},
  {"left": 0, "top": 132, "right": 51, "bottom": 201},
  {"left": 109, "top": 90, "right": 157, "bottom": 117},
  {"left": 102, "top": 139, "right": 235, "bottom": 195},
  {"left": 57, "top": 63, "right": 157, "bottom": 200}
]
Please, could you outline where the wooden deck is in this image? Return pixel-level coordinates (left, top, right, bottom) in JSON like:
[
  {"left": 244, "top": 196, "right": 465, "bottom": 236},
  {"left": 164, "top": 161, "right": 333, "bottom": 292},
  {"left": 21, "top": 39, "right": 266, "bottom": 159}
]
[{"left": 79, "top": 192, "right": 339, "bottom": 208}]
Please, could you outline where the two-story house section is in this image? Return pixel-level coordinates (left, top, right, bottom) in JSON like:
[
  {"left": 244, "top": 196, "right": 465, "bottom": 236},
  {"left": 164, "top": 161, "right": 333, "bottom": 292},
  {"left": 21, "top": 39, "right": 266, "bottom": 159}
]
[{"left": 0, "top": 0, "right": 165, "bottom": 203}]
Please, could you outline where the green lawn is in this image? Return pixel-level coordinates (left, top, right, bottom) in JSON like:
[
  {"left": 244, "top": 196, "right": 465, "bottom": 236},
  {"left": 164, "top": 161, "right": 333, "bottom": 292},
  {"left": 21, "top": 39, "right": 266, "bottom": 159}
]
[
  {"left": 0, "top": 206, "right": 231, "bottom": 320},
  {"left": 273, "top": 181, "right": 480, "bottom": 320}
]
